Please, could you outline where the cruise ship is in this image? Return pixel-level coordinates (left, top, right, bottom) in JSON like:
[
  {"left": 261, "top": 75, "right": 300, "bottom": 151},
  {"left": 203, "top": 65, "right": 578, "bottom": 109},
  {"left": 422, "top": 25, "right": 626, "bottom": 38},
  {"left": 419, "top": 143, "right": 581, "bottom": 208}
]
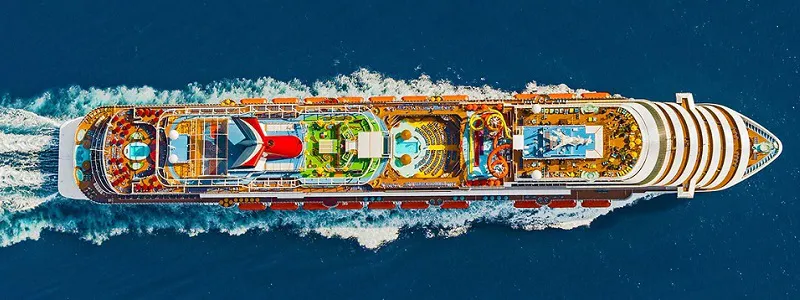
[{"left": 57, "top": 92, "right": 782, "bottom": 210}]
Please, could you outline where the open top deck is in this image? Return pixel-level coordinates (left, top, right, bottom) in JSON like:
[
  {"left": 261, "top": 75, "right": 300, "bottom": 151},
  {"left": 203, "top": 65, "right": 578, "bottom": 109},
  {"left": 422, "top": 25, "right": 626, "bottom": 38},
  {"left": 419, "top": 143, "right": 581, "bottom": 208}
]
[{"left": 60, "top": 93, "right": 780, "bottom": 206}]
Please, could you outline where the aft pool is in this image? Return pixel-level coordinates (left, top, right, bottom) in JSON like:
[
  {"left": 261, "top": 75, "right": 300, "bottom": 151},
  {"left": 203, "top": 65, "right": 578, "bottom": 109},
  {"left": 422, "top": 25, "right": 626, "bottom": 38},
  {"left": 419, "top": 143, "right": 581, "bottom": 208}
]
[
  {"left": 395, "top": 139, "right": 420, "bottom": 155},
  {"left": 124, "top": 142, "right": 151, "bottom": 161}
]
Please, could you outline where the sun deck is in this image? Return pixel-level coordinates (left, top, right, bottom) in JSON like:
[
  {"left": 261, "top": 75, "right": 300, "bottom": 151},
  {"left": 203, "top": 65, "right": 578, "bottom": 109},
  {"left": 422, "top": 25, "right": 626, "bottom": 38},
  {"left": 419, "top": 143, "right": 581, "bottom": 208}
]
[
  {"left": 299, "top": 111, "right": 385, "bottom": 185},
  {"left": 514, "top": 104, "right": 643, "bottom": 181}
]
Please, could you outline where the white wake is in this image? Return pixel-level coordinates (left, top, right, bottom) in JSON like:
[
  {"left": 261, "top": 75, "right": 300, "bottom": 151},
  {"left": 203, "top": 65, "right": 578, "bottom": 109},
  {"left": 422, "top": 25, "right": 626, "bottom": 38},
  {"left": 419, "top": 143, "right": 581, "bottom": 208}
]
[{"left": 0, "top": 132, "right": 54, "bottom": 154}]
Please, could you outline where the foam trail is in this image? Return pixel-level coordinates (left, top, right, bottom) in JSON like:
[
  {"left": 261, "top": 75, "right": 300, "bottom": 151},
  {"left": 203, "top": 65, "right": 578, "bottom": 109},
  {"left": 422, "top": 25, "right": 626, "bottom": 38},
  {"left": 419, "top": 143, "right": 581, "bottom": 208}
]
[
  {"left": 0, "top": 108, "right": 61, "bottom": 134},
  {"left": 0, "top": 166, "right": 48, "bottom": 189},
  {"left": 0, "top": 69, "right": 647, "bottom": 249},
  {"left": 0, "top": 132, "right": 54, "bottom": 154},
  {"left": 314, "top": 227, "right": 400, "bottom": 249},
  {"left": 0, "top": 153, "right": 43, "bottom": 170},
  {"left": 0, "top": 193, "right": 56, "bottom": 214}
]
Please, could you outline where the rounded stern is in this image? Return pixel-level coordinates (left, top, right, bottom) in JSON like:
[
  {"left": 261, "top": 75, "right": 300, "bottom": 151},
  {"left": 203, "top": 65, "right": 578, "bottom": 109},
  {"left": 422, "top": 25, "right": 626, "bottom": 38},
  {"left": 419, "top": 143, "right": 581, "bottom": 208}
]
[{"left": 57, "top": 117, "right": 89, "bottom": 200}]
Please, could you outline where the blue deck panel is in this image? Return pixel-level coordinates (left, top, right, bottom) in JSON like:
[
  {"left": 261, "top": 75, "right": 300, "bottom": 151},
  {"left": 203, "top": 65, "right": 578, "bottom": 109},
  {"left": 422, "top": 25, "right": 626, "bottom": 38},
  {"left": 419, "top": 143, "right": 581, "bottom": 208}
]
[
  {"left": 522, "top": 126, "right": 596, "bottom": 159},
  {"left": 169, "top": 135, "right": 189, "bottom": 162}
]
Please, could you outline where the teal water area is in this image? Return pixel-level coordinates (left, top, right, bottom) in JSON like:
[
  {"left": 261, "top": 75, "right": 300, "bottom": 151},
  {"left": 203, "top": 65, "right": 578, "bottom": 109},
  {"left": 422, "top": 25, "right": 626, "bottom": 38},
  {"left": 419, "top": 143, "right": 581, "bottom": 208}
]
[
  {"left": 124, "top": 142, "right": 150, "bottom": 161},
  {"left": 395, "top": 138, "right": 420, "bottom": 156}
]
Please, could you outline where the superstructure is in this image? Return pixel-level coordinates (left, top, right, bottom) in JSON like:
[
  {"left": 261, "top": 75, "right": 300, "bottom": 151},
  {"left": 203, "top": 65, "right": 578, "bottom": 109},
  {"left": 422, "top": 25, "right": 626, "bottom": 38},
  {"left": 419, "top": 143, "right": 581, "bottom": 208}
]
[{"left": 57, "top": 93, "right": 782, "bottom": 210}]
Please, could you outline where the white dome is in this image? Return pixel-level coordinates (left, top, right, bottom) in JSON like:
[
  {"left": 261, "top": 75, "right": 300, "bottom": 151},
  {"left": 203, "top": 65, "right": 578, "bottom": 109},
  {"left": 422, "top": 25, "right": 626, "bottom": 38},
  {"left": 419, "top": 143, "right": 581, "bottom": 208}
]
[
  {"left": 168, "top": 154, "right": 179, "bottom": 164},
  {"left": 532, "top": 104, "right": 542, "bottom": 114},
  {"left": 169, "top": 130, "right": 180, "bottom": 140},
  {"left": 531, "top": 170, "right": 543, "bottom": 180}
]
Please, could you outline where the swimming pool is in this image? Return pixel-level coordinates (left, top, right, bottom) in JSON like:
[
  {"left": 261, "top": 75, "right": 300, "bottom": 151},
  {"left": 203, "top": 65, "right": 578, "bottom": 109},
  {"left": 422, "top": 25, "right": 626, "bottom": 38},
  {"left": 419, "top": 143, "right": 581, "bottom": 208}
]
[
  {"left": 124, "top": 142, "right": 151, "bottom": 161},
  {"left": 395, "top": 140, "right": 420, "bottom": 155}
]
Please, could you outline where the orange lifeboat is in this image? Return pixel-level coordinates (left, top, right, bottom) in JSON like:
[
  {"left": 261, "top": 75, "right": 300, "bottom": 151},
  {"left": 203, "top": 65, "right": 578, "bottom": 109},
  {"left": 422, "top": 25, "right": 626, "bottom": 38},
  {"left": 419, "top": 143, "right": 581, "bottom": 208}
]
[
  {"left": 304, "top": 97, "right": 338, "bottom": 104},
  {"left": 513, "top": 201, "right": 541, "bottom": 209},
  {"left": 270, "top": 202, "right": 299, "bottom": 210},
  {"left": 367, "top": 201, "right": 396, "bottom": 210},
  {"left": 240, "top": 98, "right": 268, "bottom": 105},
  {"left": 302, "top": 202, "right": 329, "bottom": 210},
  {"left": 337, "top": 96, "right": 363, "bottom": 103},
  {"left": 336, "top": 202, "right": 364, "bottom": 210},
  {"left": 581, "top": 200, "right": 612, "bottom": 208},
  {"left": 238, "top": 203, "right": 267, "bottom": 211},
  {"left": 548, "top": 200, "right": 577, "bottom": 208},
  {"left": 440, "top": 201, "right": 469, "bottom": 209},
  {"left": 271, "top": 97, "right": 298, "bottom": 104},
  {"left": 400, "top": 201, "right": 429, "bottom": 210},
  {"left": 579, "top": 92, "right": 611, "bottom": 99},
  {"left": 368, "top": 96, "right": 395, "bottom": 102}
]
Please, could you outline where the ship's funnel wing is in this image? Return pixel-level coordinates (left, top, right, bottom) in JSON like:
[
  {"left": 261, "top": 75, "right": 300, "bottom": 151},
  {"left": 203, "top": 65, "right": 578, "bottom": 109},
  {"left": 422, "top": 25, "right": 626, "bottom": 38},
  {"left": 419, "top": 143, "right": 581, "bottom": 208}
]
[
  {"left": 230, "top": 117, "right": 266, "bottom": 168},
  {"left": 228, "top": 117, "right": 304, "bottom": 169},
  {"left": 58, "top": 117, "right": 90, "bottom": 200}
]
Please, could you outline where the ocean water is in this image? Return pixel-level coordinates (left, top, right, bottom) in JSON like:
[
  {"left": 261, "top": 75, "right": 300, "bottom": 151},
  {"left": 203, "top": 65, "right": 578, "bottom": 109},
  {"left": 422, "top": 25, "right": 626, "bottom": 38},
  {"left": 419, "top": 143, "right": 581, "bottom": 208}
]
[{"left": 0, "top": 0, "right": 798, "bottom": 299}]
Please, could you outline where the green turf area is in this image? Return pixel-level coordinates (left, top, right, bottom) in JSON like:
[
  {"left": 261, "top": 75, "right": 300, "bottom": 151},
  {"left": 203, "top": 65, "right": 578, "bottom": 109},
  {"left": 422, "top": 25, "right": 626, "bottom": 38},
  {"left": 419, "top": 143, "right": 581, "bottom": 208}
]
[{"left": 300, "top": 113, "right": 382, "bottom": 180}]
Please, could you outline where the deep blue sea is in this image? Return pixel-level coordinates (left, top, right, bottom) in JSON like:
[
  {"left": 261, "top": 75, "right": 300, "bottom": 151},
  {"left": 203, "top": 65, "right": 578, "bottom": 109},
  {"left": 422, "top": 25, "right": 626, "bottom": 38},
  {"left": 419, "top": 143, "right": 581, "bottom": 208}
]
[{"left": 0, "top": 1, "right": 798, "bottom": 299}]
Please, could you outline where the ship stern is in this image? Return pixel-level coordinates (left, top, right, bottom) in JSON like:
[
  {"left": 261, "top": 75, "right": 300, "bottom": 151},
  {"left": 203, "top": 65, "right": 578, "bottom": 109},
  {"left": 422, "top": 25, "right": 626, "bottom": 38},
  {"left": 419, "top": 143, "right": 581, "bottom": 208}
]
[{"left": 57, "top": 117, "right": 89, "bottom": 200}]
